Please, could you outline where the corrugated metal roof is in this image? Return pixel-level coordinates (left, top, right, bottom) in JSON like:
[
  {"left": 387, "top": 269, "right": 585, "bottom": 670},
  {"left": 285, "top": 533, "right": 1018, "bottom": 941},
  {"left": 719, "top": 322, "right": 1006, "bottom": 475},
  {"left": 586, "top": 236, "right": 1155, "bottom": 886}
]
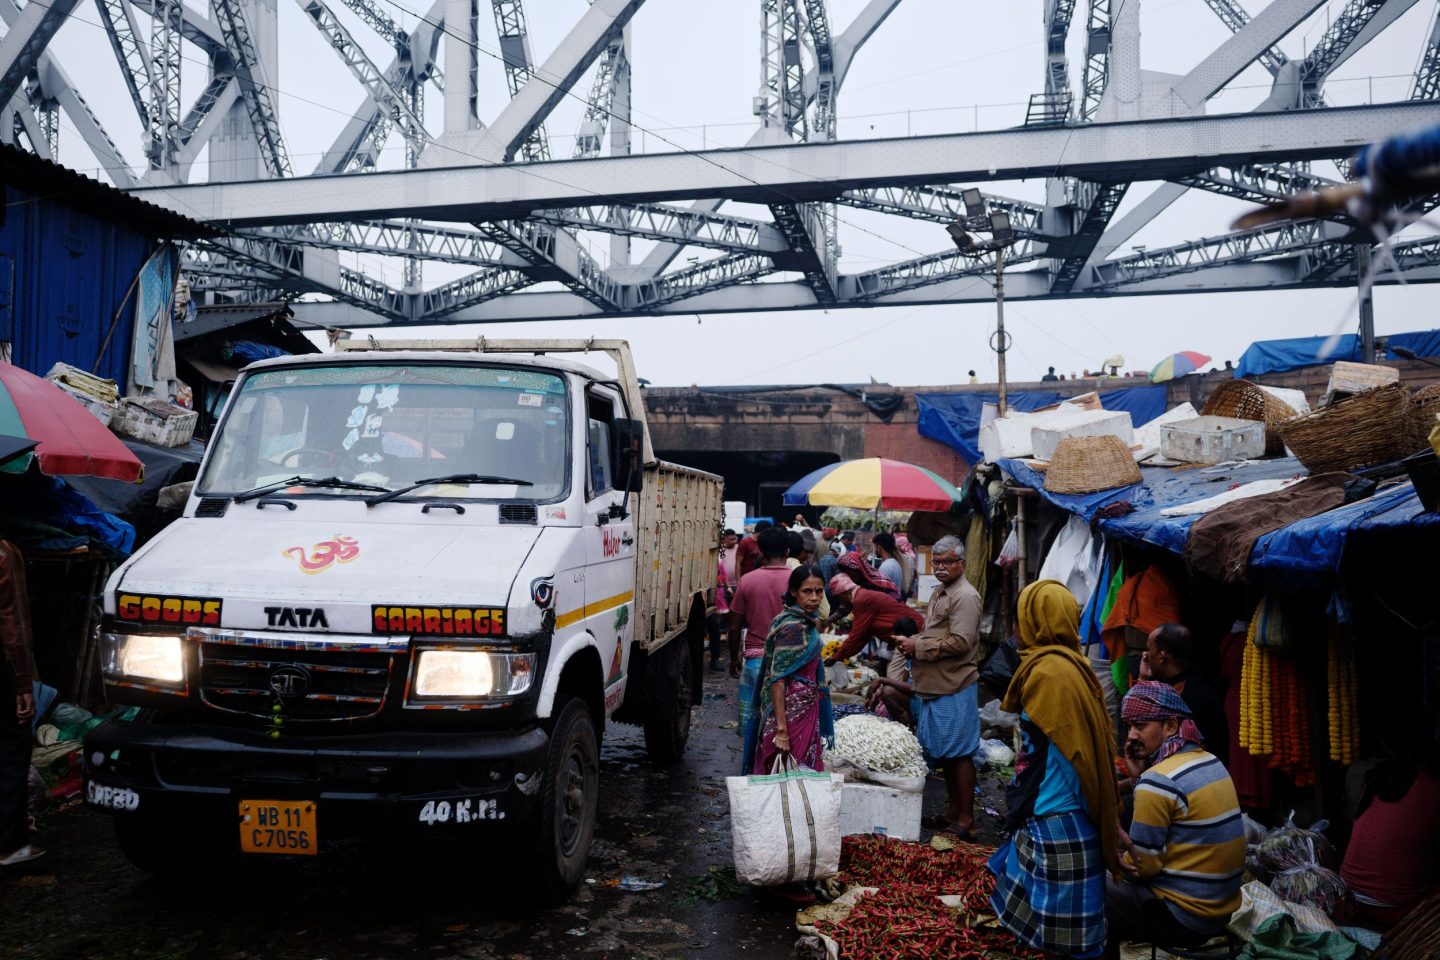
[
  {"left": 175, "top": 302, "right": 293, "bottom": 341},
  {"left": 0, "top": 142, "right": 216, "bottom": 239}
]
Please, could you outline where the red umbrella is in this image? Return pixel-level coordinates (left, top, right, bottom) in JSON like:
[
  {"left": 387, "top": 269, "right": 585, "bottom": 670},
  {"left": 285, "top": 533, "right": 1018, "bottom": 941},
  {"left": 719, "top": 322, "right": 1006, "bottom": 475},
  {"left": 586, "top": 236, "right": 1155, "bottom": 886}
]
[{"left": 0, "top": 362, "right": 143, "bottom": 482}]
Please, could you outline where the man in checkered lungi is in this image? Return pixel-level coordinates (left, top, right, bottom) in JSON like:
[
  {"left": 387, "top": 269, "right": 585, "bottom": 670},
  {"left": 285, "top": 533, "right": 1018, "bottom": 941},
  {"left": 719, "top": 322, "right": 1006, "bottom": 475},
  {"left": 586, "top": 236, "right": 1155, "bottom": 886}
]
[{"left": 989, "top": 581, "right": 1119, "bottom": 958}]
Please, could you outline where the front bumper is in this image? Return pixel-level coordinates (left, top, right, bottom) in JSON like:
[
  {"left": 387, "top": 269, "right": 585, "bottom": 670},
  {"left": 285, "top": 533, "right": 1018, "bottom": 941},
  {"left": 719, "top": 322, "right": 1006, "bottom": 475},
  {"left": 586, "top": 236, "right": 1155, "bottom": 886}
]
[{"left": 82, "top": 719, "right": 549, "bottom": 841}]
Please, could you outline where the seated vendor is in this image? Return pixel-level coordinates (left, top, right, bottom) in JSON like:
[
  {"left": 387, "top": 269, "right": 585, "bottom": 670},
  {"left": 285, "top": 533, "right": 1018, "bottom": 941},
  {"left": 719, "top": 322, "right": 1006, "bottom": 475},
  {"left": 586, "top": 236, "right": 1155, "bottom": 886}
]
[
  {"left": 1144, "top": 624, "right": 1228, "bottom": 766},
  {"left": 864, "top": 617, "right": 919, "bottom": 725},
  {"left": 1341, "top": 755, "right": 1440, "bottom": 929},
  {"left": 1109, "top": 682, "right": 1244, "bottom": 953}
]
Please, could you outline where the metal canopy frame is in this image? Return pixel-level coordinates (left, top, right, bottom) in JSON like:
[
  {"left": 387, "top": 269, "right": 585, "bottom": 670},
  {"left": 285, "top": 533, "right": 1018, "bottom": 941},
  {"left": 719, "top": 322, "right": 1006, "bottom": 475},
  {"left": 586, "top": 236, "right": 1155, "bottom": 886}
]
[{"left": 2, "top": 0, "right": 1437, "bottom": 325}]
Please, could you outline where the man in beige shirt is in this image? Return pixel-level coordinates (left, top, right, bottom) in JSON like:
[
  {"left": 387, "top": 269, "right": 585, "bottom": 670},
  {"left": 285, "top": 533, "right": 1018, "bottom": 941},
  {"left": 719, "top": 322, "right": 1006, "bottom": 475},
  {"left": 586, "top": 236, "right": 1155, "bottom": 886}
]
[{"left": 896, "top": 534, "right": 982, "bottom": 837}]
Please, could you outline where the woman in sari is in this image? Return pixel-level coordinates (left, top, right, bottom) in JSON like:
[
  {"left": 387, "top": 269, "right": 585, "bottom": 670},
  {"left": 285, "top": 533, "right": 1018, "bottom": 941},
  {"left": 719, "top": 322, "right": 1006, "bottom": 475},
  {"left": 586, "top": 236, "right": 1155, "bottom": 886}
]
[
  {"left": 742, "top": 564, "right": 835, "bottom": 776},
  {"left": 989, "top": 579, "right": 1118, "bottom": 960}
]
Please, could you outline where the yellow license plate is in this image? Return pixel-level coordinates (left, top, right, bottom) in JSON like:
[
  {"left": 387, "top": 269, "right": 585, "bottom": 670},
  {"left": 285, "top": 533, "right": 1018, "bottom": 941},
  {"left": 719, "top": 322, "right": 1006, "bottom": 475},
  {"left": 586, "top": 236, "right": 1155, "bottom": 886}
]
[{"left": 238, "top": 799, "right": 317, "bottom": 856}]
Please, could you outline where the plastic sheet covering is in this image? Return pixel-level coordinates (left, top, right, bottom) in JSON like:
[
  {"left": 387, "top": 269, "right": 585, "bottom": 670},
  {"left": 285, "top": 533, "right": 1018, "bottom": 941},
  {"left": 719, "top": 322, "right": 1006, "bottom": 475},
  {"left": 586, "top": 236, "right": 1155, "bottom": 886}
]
[
  {"left": 0, "top": 471, "right": 134, "bottom": 556},
  {"left": 65, "top": 437, "right": 204, "bottom": 548},
  {"left": 1251, "top": 480, "right": 1440, "bottom": 578},
  {"left": 916, "top": 386, "right": 1167, "bottom": 464},
  {"left": 1234, "top": 329, "right": 1440, "bottom": 379},
  {"left": 1002, "top": 455, "right": 1440, "bottom": 583}
]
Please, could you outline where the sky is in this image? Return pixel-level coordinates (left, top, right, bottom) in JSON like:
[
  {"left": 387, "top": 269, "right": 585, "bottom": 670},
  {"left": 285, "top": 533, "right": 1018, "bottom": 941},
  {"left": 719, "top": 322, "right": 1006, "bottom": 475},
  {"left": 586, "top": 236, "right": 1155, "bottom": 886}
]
[{"left": 40, "top": 0, "right": 1440, "bottom": 387}]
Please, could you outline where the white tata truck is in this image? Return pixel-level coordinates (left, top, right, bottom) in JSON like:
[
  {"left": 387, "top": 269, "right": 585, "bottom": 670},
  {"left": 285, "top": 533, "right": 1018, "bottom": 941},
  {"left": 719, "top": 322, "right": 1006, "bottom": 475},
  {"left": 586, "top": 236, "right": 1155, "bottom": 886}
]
[{"left": 83, "top": 339, "right": 722, "bottom": 897}]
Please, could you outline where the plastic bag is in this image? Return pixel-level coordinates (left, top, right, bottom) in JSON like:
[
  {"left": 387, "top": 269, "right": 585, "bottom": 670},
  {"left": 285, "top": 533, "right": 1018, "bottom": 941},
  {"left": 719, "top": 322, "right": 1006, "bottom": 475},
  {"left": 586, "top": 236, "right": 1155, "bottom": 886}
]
[
  {"left": 1255, "top": 814, "right": 1335, "bottom": 875},
  {"left": 977, "top": 737, "right": 1015, "bottom": 770},
  {"left": 1269, "top": 837, "right": 1348, "bottom": 915},
  {"left": 978, "top": 698, "right": 1019, "bottom": 735},
  {"left": 979, "top": 639, "right": 1020, "bottom": 692},
  {"left": 1037, "top": 515, "right": 1105, "bottom": 609},
  {"left": 995, "top": 528, "right": 1020, "bottom": 569}
]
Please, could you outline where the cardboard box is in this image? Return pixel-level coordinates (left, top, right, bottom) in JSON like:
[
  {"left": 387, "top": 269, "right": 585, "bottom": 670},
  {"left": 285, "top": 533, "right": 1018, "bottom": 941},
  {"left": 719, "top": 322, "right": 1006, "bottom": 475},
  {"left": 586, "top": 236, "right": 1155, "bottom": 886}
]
[
  {"left": 838, "top": 781, "right": 923, "bottom": 841},
  {"left": 1326, "top": 361, "right": 1398, "bottom": 399}
]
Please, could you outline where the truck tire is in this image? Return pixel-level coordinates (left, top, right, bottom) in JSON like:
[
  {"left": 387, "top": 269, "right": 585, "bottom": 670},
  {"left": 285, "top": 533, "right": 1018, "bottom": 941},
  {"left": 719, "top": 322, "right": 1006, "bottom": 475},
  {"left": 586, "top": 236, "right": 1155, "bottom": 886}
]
[
  {"left": 113, "top": 810, "right": 230, "bottom": 877},
  {"left": 531, "top": 697, "right": 599, "bottom": 902},
  {"left": 643, "top": 636, "right": 692, "bottom": 765}
]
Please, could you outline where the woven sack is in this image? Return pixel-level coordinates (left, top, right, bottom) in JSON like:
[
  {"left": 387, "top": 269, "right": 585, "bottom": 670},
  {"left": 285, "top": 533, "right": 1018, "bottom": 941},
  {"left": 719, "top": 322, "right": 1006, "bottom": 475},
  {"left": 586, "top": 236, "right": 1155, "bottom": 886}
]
[
  {"left": 1202, "top": 379, "right": 1298, "bottom": 456},
  {"left": 1044, "top": 435, "right": 1142, "bottom": 494},
  {"left": 1276, "top": 382, "right": 1412, "bottom": 473},
  {"left": 1409, "top": 383, "right": 1440, "bottom": 450}
]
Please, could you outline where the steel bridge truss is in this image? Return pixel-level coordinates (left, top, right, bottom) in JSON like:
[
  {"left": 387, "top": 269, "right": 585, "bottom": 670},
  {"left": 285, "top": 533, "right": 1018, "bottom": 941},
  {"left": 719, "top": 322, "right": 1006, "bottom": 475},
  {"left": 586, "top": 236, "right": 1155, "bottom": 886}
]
[{"left": 3, "top": 0, "right": 1440, "bottom": 325}]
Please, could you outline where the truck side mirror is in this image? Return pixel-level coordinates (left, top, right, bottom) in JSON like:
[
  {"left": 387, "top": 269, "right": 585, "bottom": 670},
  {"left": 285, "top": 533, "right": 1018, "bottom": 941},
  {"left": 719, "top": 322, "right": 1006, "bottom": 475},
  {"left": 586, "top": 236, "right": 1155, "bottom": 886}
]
[{"left": 612, "top": 418, "right": 645, "bottom": 493}]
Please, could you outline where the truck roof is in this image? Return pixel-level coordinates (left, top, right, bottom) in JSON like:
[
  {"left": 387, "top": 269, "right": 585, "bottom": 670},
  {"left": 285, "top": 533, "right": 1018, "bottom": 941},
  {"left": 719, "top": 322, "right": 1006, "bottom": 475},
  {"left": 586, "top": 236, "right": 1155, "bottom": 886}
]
[{"left": 238, "top": 348, "right": 612, "bottom": 382}]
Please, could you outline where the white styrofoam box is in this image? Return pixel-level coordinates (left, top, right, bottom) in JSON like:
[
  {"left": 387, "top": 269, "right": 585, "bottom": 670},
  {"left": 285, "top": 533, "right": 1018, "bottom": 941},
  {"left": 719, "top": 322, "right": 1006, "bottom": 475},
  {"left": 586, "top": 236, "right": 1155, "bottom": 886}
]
[
  {"left": 1258, "top": 385, "right": 1311, "bottom": 416},
  {"left": 1132, "top": 403, "right": 1198, "bottom": 461},
  {"left": 1030, "top": 409, "right": 1135, "bottom": 462},
  {"left": 114, "top": 396, "right": 199, "bottom": 447},
  {"left": 979, "top": 412, "right": 1038, "bottom": 461},
  {"left": 1160, "top": 416, "right": 1265, "bottom": 465},
  {"left": 838, "top": 781, "right": 923, "bottom": 841},
  {"left": 978, "top": 401, "right": 1090, "bottom": 461}
]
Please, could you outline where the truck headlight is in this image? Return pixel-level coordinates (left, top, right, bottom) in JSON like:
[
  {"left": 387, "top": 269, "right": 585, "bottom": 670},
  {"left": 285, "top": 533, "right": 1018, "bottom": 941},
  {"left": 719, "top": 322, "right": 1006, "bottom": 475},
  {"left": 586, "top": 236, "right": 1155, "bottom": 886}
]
[
  {"left": 412, "top": 650, "right": 535, "bottom": 699},
  {"left": 102, "top": 632, "right": 185, "bottom": 685}
]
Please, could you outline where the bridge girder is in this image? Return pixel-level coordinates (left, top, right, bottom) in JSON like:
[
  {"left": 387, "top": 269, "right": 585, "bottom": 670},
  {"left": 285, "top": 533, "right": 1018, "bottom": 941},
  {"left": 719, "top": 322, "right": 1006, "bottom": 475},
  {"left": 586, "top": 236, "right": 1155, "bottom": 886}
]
[{"left": 8, "top": 0, "right": 1440, "bottom": 326}]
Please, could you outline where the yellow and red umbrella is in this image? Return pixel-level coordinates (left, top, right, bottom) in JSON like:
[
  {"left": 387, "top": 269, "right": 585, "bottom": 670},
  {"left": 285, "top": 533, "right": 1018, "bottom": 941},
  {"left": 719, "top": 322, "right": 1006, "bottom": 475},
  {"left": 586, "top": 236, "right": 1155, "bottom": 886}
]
[{"left": 783, "top": 458, "right": 963, "bottom": 512}]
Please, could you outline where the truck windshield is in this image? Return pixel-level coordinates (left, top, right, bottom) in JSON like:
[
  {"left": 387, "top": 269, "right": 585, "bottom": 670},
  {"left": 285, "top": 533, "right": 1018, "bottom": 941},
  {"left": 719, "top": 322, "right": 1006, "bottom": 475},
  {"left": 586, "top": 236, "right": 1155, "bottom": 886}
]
[{"left": 197, "top": 363, "right": 570, "bottom": 500}]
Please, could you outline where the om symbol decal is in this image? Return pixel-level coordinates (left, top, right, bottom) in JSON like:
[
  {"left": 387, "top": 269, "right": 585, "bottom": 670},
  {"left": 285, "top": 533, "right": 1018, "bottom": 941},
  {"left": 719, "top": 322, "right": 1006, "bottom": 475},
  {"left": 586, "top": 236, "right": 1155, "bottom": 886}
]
[{"left": 283, "top": 535, "right": 360, "bottom": 574}]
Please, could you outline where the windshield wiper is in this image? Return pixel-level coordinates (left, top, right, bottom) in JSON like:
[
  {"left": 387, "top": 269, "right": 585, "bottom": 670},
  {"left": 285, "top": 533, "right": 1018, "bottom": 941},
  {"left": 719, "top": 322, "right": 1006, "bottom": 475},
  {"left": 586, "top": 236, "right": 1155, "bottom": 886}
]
[
  {"left": 365, "top": 473, "right": 533, "bottom": 508},
  {"left": 234, "top": 476, "right": 390, "bottom": 503}
]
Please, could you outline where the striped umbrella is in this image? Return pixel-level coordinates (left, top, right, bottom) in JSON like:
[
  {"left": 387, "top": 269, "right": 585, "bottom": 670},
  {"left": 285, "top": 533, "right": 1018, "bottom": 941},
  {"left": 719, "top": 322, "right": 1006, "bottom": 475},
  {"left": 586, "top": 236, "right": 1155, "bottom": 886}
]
[
  {"left": 782, "top": 458, "right": 963, "bottom": 512},
  {"left": 1150, "top": 351, "right": 1212, "bottom": 383},
  {"left": 0, "top": 362, "right": 142, "bottom": 481}
]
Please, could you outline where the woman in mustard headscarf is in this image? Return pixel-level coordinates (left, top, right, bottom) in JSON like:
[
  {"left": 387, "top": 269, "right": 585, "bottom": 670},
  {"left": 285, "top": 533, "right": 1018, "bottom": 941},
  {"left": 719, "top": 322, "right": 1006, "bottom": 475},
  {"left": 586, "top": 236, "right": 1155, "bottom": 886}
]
[{"left": 988, "top": 580, "right": 1119, "bottom": 959}]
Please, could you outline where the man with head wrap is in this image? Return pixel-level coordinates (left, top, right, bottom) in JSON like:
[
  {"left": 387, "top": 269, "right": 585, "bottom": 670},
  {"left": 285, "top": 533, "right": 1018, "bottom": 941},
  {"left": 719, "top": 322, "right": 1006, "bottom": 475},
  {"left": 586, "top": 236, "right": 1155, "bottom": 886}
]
[
  {"left": 1107, "top": 681, "right": 1244, "bottom": 952},
  {"left": 988, "top": 580, "right": 1116, "bottom": 959}
]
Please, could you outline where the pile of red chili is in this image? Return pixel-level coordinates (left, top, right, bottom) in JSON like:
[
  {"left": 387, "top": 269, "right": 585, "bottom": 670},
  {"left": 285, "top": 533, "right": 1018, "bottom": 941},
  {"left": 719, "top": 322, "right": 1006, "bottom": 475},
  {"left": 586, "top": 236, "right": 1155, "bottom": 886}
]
[{"left": 813, "top": 835, "right": 1042, "bottom": 960}]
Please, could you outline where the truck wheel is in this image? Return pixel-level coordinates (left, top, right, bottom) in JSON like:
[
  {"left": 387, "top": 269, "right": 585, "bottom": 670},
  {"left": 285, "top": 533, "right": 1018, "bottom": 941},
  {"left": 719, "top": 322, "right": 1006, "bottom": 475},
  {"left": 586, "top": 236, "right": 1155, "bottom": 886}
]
[
  {"left": 113, "top": 811, "right": 230, "bottom": 877},
  {"left": 532, "top": 697, "right": 599, "bottom": 902},
  {"left": 643, "top": 637, "right": 692, "bottom": 765}
]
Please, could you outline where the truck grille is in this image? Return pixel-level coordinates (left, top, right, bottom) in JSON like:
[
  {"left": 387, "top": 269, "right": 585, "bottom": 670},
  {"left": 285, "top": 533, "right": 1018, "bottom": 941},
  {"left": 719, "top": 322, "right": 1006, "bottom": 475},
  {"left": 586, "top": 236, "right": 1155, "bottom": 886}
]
[{"left": 197, "top": 643, "right": 396, "bottom": 722}]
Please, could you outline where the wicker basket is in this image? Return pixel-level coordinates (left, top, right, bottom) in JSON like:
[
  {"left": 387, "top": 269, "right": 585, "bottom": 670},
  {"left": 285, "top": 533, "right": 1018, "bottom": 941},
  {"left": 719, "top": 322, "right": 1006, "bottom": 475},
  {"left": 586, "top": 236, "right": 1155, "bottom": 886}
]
[
  {"left": 1044, "top": 435, "right": 1142, "bottom": 494},
  {"left": 1275, "top": 382, "right": 1413, "bottom": 473},
  {"left": 1201, "top": 379, "right": 1298, "bottom": 456},
  {"left": 1410, "top": 383, "right": 1440, "bottom": 450}
]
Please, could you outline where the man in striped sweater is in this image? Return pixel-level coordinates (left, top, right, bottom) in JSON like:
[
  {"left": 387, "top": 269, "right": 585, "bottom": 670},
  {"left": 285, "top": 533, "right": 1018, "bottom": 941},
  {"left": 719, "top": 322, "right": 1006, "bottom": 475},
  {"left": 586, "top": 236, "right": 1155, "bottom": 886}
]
[{"left": 1106, "top": 681, "right": 1245, "bottom": 954}]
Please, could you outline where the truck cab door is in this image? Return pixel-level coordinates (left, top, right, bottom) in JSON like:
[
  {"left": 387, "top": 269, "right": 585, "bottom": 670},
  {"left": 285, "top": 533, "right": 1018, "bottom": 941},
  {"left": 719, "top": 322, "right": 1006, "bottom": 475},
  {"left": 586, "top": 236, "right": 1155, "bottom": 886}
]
[{"left": 582, "top": 385, "right": 636, "bottom": 714}]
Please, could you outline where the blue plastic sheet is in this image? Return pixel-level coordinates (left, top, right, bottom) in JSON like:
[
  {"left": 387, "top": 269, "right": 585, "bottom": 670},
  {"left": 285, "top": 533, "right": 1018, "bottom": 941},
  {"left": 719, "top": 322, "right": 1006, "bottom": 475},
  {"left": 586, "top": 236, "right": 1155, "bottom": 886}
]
[
  {"left": 1002, "top": 455, "right": 1438, "bottom": 582},
  {"left": 1252, "top": 481, "right": 1440, "bottom": 578},
  {"left": 916, "top": 385, "right": 1167, "bottom": 464},
  {"left": 1234, "top": 329, "right": 1440, "bottom": 378}
]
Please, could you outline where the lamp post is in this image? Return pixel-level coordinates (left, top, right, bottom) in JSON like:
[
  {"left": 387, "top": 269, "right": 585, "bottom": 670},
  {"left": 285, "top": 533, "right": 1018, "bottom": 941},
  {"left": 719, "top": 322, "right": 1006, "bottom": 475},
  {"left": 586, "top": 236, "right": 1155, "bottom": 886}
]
[{"left": 948, "top": 192, "right": 1018, "bottom": 416}]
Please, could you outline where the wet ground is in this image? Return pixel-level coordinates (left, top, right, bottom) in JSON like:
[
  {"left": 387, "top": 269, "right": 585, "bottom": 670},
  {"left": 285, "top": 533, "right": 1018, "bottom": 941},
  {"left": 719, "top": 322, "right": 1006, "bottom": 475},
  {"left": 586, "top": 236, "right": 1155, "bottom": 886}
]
[{"left": 1, "top": 668, "right": 1009, "bottom": 960}]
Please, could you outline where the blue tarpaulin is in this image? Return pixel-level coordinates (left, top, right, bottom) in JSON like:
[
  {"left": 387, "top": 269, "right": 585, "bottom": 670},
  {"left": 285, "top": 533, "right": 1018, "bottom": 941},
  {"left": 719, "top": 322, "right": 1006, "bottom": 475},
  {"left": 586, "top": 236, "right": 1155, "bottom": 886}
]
[
  {"left": 1252, "top": 482, "right": 1439, "bottom": 578},
  {"left": 1000, "top": 457, "right": 1438, "bottom": 582},
  {"left": 1234, "top": 329, "right": 1440, "bottom": 379},
  {"left": 917, "top": 385, "right": 1168, "bottom": 465}
]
